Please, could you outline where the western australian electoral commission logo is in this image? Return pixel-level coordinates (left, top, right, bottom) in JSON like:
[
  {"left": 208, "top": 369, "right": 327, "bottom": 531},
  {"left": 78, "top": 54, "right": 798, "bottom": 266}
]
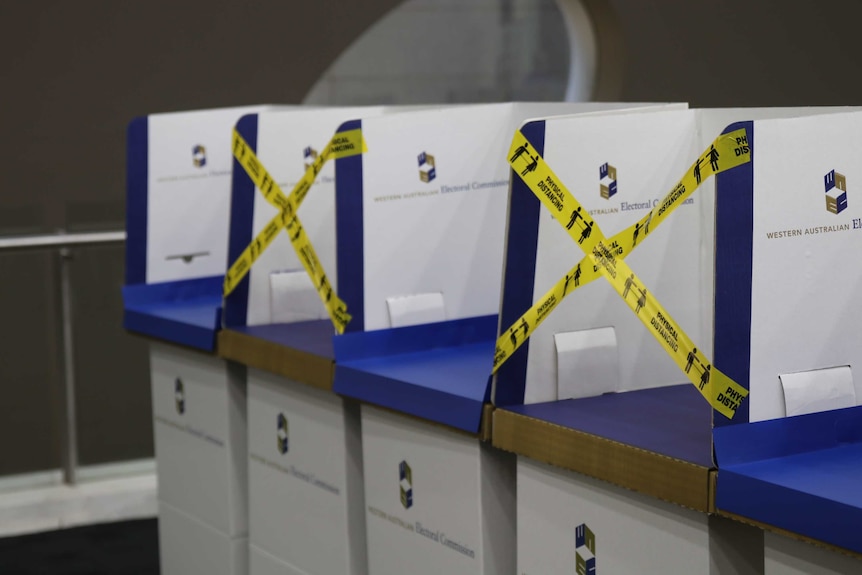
[
  {"left": 192, "top": 145, "right": 206, "bottom": 168},
  {"left": 599, "top": 162, "right": 617, "bottom": 200},
  {"left": 174, "top": 378, "right": 185, "bottom": 415},
  {"left": 765, "top": 168, "right": 861, "bottom": 239},
  {"left": 576, "top": 523, "right": 596, "bottom": 575},
  {"left": 399, "top": 460, "right": 413, "bottom": 509},
  {"left": 304, "top": 146, "right": 319, "bottom": 169},
  {"left": 418, "top": 152, "right": 436, "bottom": 183},
  {"left": 825, "top": 169, "right": 848, "bottom": 214},
  {"left": 277, "top": 413, "right": 289, "bottom": 455}
]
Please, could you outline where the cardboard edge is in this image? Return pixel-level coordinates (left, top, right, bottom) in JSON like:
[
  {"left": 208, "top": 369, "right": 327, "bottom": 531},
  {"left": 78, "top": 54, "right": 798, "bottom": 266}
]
[
  {"left": 717, "top": 509, "right": 862, "bottom": 562},
  {"left": 491, "top": 408, "right": 711, "bottom": 512},
  {"left": 218, "top": 329, "right": 333, "bottom": 391},
  {"left": 708, "top": 469, "right": 717, "bottom": 514},
  {"left": 479, "top": 403, "right": 494, "bottom": 443},
  {"left": 355, "top": 401, "right": 493, "bottom": 442},
  {"left": 124, "top": 329, "right": 217, "bottom": 357}
]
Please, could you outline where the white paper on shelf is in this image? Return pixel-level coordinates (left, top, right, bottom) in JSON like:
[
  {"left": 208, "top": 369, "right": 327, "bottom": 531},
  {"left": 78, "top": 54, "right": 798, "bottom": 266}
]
[
  {"left": 555, "top": 327, "right": 620, "bottom": 401},
  {"left": 269, "top": 270, "right": 325, "bottom": 323},
  {"left": 779, "top": 365, "right": 856, "bottom": 417},
  {"left": 386, "top": 292, "right": 446, "bottom": 328}
]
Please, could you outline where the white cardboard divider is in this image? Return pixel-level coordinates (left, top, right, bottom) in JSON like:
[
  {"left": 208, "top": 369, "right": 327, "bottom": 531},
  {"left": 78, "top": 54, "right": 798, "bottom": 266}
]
[
  {"left": 145, "top": 105, "right": 282, "bottom": 284},
  {"left": 355, "top": 103, "right": 678, "bottom": 333},
  {"left": 509, "top": 106, "right": 862, "bottom": 415},
  {"left": 745, "top": 111, "right": 862, "bottom": 421},
  {"left": 516, "top": 108, "right": 701, "bottom": 405},
  {"left": 242, "top": 106, "right": 389, "bottom": 326}
]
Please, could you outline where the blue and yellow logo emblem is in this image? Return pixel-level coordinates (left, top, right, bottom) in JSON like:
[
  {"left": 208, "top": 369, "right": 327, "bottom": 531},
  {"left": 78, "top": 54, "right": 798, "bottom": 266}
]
[
  {"left": 399, "top": 460, "right": 413, "bottom": 509},
  {"left": 192, "top": 144, "right": 206, "bottom": 168},
  {"left": 174, "top": 378, "right": 185, "bottom": 415},
  {"left": 277, "top": 413, "right": 289, "bottom": 455},
  {"left": 599, "top": 162, "right": 617, "bottom": 200},
  {"left": 418, "top": 152, "right": 436, "bottom": 183},
  {"left": 825, "top": 169, "right": 847, "bottom": 214},
  {"left": 576, "top": 523, "right": 596, "bottom": 574}
]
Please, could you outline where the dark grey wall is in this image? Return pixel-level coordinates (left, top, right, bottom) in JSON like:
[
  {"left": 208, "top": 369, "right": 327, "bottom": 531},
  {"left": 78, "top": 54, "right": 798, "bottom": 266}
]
[{"left": 589, "top": 0, "right": 862, "bottom": 106}]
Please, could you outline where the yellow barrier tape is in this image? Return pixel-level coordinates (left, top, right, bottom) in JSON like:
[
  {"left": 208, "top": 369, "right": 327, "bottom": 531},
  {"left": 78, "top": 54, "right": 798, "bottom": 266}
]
[
  {"left": 223, "top": 128, "right": 366, "bottom": 334},
  {"left": 495, "top": 128, "right": 751, "bottom": 418},
  {"left": 589, "top": 239, "right": 747, "bottom": 419}
]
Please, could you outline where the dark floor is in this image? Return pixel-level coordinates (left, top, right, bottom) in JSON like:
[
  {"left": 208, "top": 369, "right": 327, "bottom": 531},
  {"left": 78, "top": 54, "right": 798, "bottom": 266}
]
[{"left": 0, "top": 519, "right": 159, "bottom": 575}]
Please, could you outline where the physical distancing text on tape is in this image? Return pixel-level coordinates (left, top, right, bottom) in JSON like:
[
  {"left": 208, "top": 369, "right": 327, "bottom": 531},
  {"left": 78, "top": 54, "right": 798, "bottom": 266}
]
[
  {"left": 495, "top": 129, "right": 751, "bottom": 418},
  {"left": 223, "top": 129, "right": 366, "bottom": 334}
]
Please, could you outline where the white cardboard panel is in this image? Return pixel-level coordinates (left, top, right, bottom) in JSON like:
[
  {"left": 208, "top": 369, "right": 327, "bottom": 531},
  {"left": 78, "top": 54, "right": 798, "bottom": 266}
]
[
  {"left": 250, "top": 544, "right": 308, "bottom": 575},
  {"left": 245, "top": 106, "right": 388, "bottom": 326},
  {"left": 517, "top": 106, "right": 862, "bottom": 408},
  {"left": 358, "top": 103, "right": 684, "bottom": 332},
  {"left": 361, "top": 404, "right": 515, "bottom": 575},
  {"left": 247, "top": 369, "right": 366, "bottom": 575},
  {"left": 747, "top": 112, "right": 862, "bottom": 421},
  {"left": 517, "top": 457, "right": 709, "bottom": 574},
  {"left": 158, "top": 501, "right": 248, "bottom": 575},
  {"left": 764, "top": 532, "right": 861, "bottom": 574},
  {"left": 522, "top": 109, "right": 701, "bottom": 404},
  {"left": 517, "top": 457, "right": 765, "bottom": 575},
  {"left": 147, "top": 106, "right": 276, "bottom": 284},
  {"left": 150, "top": 343, "right": 247, "bottom": 536},
  {"left": 695, "top": 106, "right": 861, "bottom": 370}
]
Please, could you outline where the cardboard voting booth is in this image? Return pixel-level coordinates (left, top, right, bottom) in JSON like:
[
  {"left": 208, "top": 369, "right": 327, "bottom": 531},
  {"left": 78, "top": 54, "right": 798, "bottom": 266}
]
[
  {"left": 220, "top": 106, "right": 394, "bottom": 575},
  {"left": 491, "top": 107, "right": 862, "bottom": 572},
  {"left": 710, "top": 112, "right": 862, "bottom": 558},
  {"left": 124, "top": 106, "right": 283, "bottom": 575},
  {"left": 328, "top": 103, "right": 671, "bottom": 575},
  {"left": 492, "top": 108, "right": 748, "bottom": 575}
]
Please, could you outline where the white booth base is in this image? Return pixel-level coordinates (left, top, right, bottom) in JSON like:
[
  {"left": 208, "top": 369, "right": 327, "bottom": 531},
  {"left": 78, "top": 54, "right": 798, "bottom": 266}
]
[
  {"left": 150, "top": 343, "right": 248, "bottom": 536},
  {"left": 517, "top": 457, "right": 763, "bottom": 575},
  {"left": 158, "top": 501, "right": 248, "bottom": 575},
  {"left": 250, "top": 543, "right": 318, "bottom": 575},
  {"left": 361, "top": 405, "right": 515, "bottom": 575},
  {"left": 765, "top": 531, "right": 861, "bottom": 574},
  {"left": 247, "top": 369, "right": 367, "bottom": 575}
]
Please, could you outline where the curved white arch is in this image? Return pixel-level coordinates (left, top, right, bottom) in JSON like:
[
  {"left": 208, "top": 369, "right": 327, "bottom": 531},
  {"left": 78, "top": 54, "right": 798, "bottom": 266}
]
[
  {"left": 303, "top": 0, "right": 598, "bottom": 105},
  {"left": 555, "top": 0, "right": 598, "bottom": 101}
]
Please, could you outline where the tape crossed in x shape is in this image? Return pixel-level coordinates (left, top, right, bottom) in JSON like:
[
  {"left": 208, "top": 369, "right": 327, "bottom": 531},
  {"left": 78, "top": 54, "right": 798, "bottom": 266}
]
[
  {"left": 494, "top": 128, "right": 751, "bottom": 419},
  {"left": 223, "top": 129, "right": 366, "bottom": 334}
]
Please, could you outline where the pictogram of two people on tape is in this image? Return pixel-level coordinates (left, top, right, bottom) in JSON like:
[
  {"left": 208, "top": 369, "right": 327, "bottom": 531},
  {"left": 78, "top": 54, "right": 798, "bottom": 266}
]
[
  {"left": 510, "top": 142, "right": 539, "bottom": 177},
  {"left": 694, "top": 144, "right": 721, "bottom": 186},
  {"left": 686, "top": 347, "right": 711, "bottom": 391}
]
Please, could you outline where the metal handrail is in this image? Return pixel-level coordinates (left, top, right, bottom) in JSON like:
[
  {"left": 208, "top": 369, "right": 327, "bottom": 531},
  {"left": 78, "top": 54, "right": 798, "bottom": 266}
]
[
  {"left": 0, "top": 231, "right": 125, "bottom": 252},
  {"left": 0, "top": 229, "right": 126, "bottom": 485}
]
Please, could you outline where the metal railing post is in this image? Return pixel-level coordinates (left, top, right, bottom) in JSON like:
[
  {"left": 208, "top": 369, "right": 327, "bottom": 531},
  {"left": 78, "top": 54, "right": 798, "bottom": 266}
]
[
  {"left": 0, "top": 231, "right": 126, "bottom": 485},
  {"left": 59, "top": 245, "right": 79, "bottom": 485}
]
